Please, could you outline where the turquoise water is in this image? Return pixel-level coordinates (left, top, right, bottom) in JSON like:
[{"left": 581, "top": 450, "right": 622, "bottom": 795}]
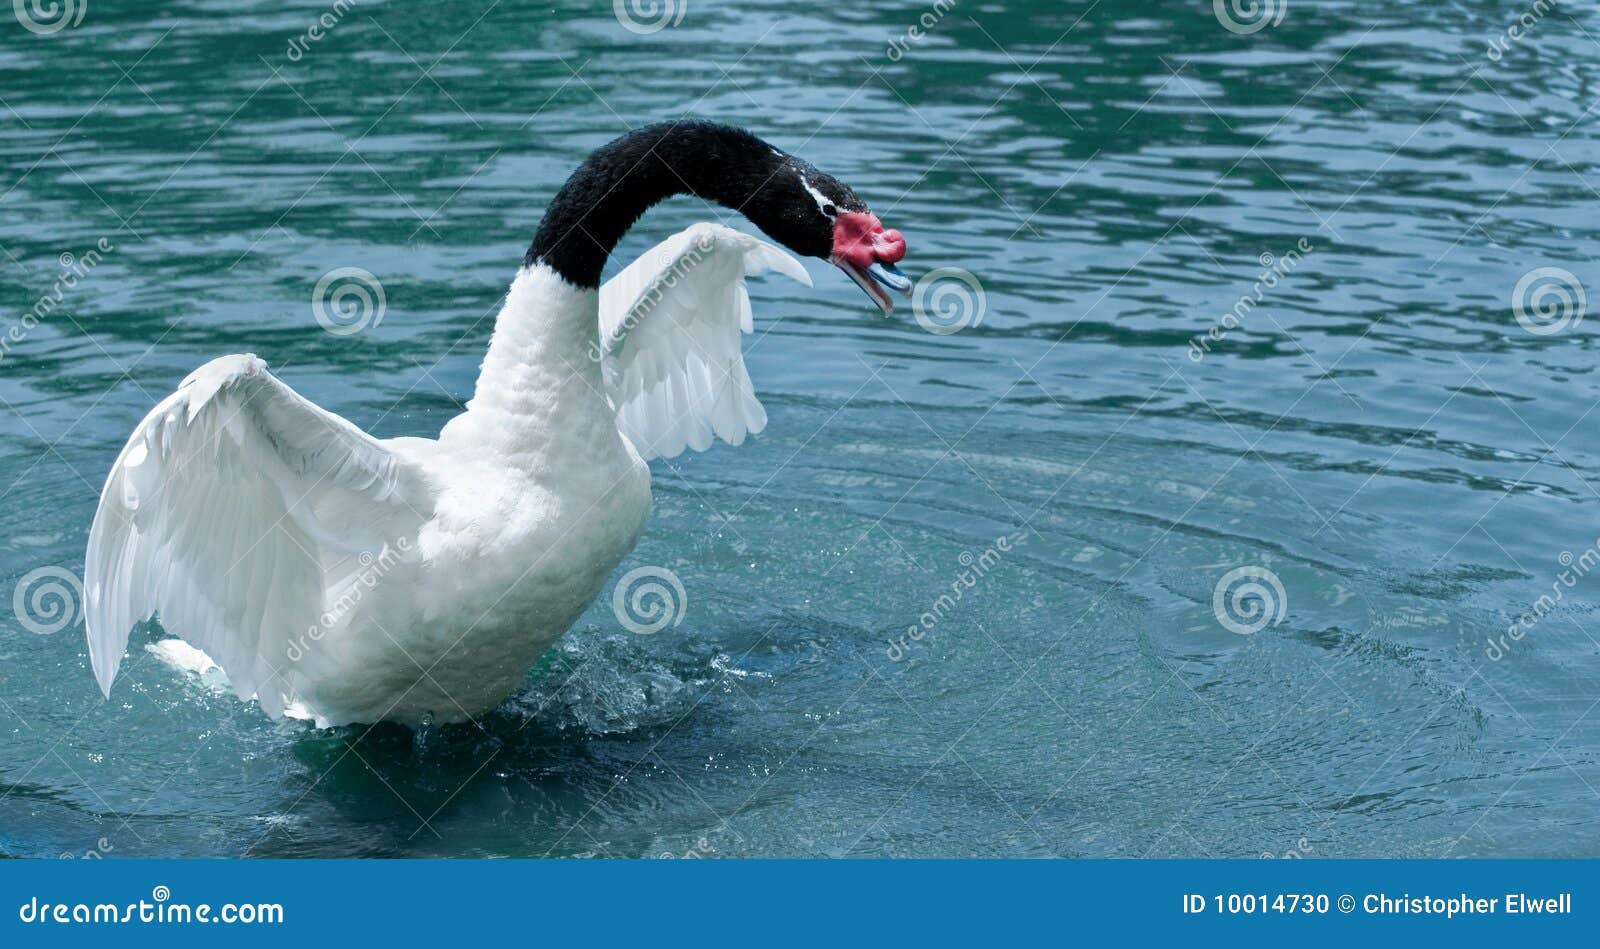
[{"left": 2, "top": 0, "right": 1598, "bottom": 858}]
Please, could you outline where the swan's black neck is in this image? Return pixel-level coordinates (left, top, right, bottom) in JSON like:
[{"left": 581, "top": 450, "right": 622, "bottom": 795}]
[{"left": 525, "top": 122, "right": 807, "bottom": 289}]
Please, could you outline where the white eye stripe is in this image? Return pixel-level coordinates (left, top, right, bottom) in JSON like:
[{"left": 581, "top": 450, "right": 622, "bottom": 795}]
[{"left": 799, "top": 173, "right": 837, "bottom": 218}]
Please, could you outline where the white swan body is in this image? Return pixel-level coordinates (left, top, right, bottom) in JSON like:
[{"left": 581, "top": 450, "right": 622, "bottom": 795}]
[
  {"left": 85, "top": 225, "right": 807, "bottom": 726},
  {"left": 83, "top": 120, "right": 914, "bottom": 727}
]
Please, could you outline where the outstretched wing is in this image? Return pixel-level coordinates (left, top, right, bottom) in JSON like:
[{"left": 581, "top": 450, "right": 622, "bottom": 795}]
[
  {"left": 598, "top": 222, "right": 812, "bottom": 461},
  {"left": 84, "top": 354, "right": 431, "bottom": 714}
]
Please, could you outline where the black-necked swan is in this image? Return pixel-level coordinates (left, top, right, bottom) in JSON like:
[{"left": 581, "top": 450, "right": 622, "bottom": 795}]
[{"left": 83, "top": 121, "right": 912, "bottom": 727}]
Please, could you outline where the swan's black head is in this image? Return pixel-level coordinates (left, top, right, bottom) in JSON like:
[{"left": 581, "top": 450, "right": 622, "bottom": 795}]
[
  {"left": 737, "top": 152, "right": 911, "bottom": 313},
  {"left": 526, "top": 121, "right": 911, "bottom": 311}
]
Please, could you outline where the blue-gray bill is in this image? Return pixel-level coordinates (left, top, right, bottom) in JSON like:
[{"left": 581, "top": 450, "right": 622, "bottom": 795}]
[{"left": 834, "top": 258, "right": 914, "bottom": 313}]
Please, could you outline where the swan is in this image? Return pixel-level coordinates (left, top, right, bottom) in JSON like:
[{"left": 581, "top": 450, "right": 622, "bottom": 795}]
[{"left": 82, "top": 121, "right": 912, "bottom": 727}]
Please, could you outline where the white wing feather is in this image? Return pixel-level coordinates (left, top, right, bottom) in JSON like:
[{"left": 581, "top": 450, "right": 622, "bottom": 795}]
[
  {"left": 83, "top": 354, "right": 430, "bottom": 711},
  {"left": 598, "top": 223, "right": 811, "bottom": 461}
]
